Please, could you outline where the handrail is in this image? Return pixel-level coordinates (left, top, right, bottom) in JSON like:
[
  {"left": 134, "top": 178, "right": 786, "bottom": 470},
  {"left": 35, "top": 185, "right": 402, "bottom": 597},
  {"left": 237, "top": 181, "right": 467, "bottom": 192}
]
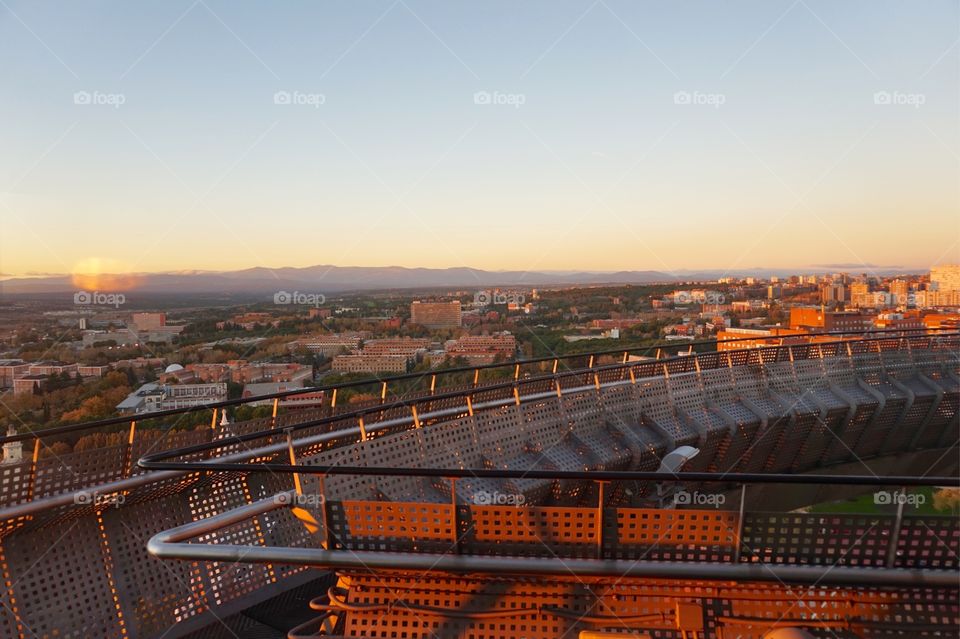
[
  {"left": 3, "top": 327, "right": 952, "bottom": 444},
  {"left": 137, "top": 462, "right": 960, "bottom": 486},
  {"left": 138, "top": 330, "right": 960, "bottom": 471},
  {"left": 146, "top": 487, "right": 960, "bottom": 587}
]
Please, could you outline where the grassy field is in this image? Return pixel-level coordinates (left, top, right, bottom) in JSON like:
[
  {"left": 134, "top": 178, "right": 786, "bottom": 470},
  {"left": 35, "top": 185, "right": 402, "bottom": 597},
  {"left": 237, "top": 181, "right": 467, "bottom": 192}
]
[{"left": 808, "top": 487, "right": 959, "bottom": 516}]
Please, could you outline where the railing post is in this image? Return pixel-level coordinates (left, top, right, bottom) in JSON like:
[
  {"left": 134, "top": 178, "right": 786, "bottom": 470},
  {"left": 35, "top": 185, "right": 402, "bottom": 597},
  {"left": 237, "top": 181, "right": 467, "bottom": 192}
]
[
  {"left": 318, "top": 473, "right": 331, "bottom": 549},
  {"left": 330, "top": 387, "right": 337, "bottom": 409},
  {"left": 449, "top": 477, "right": 460, "bottom": 554},
  {"left": 411, "top": 405, "right": 421, "bottom": 429},
  {"left": 596, "top": 480, "right": 606, "bottom": 559},
  {"left": 271, "top": 397, "right": 279, "bottom": 427},
  {"left": 286, "top": 429, "right": 303, "bottom": 497},
  {"left": 26, "top": 437, "right": 41, "bottom": 501},
  {"left": 886, "top": 486, "right": 906, "bottom": 568},
  {"left": 733, "top": 484, "right": 747, "bottom": 563},
  {"left": 122, "top": 420, "right": 137, "bottom": 477},
  {"left": 380, "top": 381, "right": 388, "bottom": 404},
  {"left": 210, "top": 407, "right": 218, "bottom": 430},
  {"left": 358, "top": 415, "right": 367, "bottom": 441},
  {"left": 472, "top": 368, "right": 480, "bottom": 388}
]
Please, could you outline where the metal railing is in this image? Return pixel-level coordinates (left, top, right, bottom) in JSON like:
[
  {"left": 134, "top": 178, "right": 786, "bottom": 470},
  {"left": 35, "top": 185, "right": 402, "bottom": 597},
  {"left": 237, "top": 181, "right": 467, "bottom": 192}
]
[
  {"left": 3, "top": 327, "right": 951, "bottom": 448},
  {"left": 147, "top": 469, "right": 960, "bottom": 586},
  {"left": 0, "top": 329, "right": 955, "bottom": 639},
  {"left": 138, "top": 329, "right": 960, "bottom": 473}
]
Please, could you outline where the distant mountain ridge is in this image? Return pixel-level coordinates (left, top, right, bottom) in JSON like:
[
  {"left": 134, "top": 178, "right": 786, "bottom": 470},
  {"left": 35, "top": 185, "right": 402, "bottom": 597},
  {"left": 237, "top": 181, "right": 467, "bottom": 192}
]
[
  {"left": 0, "top": 265, "right": 678, "bottom": 294},
  {"left": 0, "top": 263, "right": 922, "bottom": 295}
]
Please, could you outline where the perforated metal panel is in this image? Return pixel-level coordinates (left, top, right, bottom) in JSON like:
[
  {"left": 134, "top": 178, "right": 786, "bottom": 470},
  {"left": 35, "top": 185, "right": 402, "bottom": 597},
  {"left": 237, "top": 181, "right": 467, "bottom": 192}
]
[
  {"left": 741, "top": 512, "right": 894, "bottom": 567},
  {"left": 3, "top": 516, "right": 122, "bottom": 638},
  {"left": 604, "top": 508, "right": 737, "bottom": 562},
  {"left": 895, "top": 516, "right": 960, "bottom": 569},
  {"left": 102, "top": 493, "right": 205, "bottom": 636}
]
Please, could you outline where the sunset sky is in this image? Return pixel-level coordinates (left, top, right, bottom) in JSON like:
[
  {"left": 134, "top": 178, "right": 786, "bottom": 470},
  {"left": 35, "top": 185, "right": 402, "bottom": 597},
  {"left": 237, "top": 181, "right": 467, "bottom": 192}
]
[{"left": 1, "top": 1, "right": 957, "bottom": 279}]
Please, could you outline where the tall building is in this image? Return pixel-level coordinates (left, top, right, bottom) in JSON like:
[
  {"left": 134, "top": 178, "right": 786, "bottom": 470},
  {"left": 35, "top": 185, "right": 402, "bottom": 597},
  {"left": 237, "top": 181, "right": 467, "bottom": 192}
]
[
  {"left": 410, "top": 301, "right": 462, "bottom": 328},
  {"left": 820, "top": 283, "right": 846, "bottom": 304},
  {"left": 889, "top": 279, "right": 910, "bottom": 305},
  {"left": 931, "top": 264, "right": 960, "bottom": 293},
  {"left": 131, "top": 312, "right": 166, "bottom": 331},
  {"left": 849, "top": 282, "right": 871, "bottom": 307}
]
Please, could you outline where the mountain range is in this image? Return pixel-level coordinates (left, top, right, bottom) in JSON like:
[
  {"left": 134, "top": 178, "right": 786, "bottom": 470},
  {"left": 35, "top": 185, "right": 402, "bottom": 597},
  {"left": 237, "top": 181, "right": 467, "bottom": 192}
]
[{"left": 0, "top": 263, "right": 920, "bottom": 295}]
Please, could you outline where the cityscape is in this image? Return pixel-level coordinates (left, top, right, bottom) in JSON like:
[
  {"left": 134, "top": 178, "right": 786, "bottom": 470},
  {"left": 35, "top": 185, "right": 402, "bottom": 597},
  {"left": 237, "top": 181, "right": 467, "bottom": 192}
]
[{"left": 0, "top": 1, "right": 958, "bottom": 638}]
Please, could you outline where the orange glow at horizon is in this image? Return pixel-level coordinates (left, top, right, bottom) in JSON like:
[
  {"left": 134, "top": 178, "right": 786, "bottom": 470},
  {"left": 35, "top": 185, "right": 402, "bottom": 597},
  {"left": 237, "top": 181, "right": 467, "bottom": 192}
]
[{"left": 70, "top": 258, "right": 144, "bottom": 291}]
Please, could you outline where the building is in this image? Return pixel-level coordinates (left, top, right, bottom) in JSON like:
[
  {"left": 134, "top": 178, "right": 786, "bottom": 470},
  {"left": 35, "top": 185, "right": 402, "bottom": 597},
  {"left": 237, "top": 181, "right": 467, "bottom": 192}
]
[
  {"left": 444, "top": 333, "right": 517, "bottom": 365},
  {"left": 410, "top": 301, "right": 462, "bottom": 329},
  {"left": 13, "top": 375, "right": 48, "bottom": 396},
  {"left": 849, "top": 282, "right": 872, "bottom": 308},
  {"left": 716, "top": 327, "right": 809, "bottom": 351},
  {"left": 114, "top": 357, "right": 165, "bottom": 370},
  {"left": 116, "top": 382, "right": 228, "bottom": 415},
  {"left": 930, "top": 264, "right": 960, "bottom": 293},
  {"left": 290, "top": 334, "right": 363, "bottom": 357},
  {"left": 217, "top": 312, "right": 280, "bottom": 331},
  {"left": 28, "top": 362, "right": 78, "bottom": 377},
  {"left": 241, "top": 383, "right": 325, "bottom": 408},
  {"left": 331, "top": 354, "right": 409, "bottom": 374},
  {"left": 0, "top": 360, "right": 30, "bottom": 388},
  {"left": 78, "top": 365, "right": 113, "bottom": 378},
  {"left": 131, "top": 312, "right": 166, "bottom": 331},
  {"left": 874, "top": 312, "right": 925, "bottom": 331},
  {"left": 923, "top": 312, "right": 960, "bottom": 329},
  {"left": 82, "top": 329, "right": 139, "bottom": 348},
  {"left": 789, "top": 307, "right": 873, "bottom": 333},
  {"left": 820, "top": 283, "right": 846, "bottom": 304},
  {"left": 361, "top": 338, "right": 431, "bottom": 358}
]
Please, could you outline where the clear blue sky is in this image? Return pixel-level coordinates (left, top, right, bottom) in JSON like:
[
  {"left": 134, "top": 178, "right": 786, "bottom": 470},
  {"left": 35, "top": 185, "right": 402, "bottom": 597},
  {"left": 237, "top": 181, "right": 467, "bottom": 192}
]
[{"left": 1, "top": 0, "right": 957, "bottom": 279}]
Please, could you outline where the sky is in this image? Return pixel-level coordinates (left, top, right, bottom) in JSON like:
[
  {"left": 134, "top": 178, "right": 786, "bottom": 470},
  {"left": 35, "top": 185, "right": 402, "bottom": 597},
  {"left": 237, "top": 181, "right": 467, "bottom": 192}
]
[{"left": 1, "top": 0, "right": 958, "bottom": 280}]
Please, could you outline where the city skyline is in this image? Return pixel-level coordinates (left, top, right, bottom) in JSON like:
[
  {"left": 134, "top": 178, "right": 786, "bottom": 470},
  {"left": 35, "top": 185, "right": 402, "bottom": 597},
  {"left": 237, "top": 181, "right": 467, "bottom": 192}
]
[{"left": 1, "top": 0, "right": 958, "bottom": 278}]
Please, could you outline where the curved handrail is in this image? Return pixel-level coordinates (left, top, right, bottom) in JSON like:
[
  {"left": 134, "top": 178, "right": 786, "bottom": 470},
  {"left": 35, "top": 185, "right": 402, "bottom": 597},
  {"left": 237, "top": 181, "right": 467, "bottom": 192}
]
[{"left": 3, "top": 327, "right": 952, "bottom": 445}]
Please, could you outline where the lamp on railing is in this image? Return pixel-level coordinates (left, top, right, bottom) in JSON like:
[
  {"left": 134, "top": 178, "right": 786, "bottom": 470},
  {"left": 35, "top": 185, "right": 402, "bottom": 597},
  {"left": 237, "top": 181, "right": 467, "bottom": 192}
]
[{"left": 655, "top": 445, "right": 700, "bottom": 508}]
